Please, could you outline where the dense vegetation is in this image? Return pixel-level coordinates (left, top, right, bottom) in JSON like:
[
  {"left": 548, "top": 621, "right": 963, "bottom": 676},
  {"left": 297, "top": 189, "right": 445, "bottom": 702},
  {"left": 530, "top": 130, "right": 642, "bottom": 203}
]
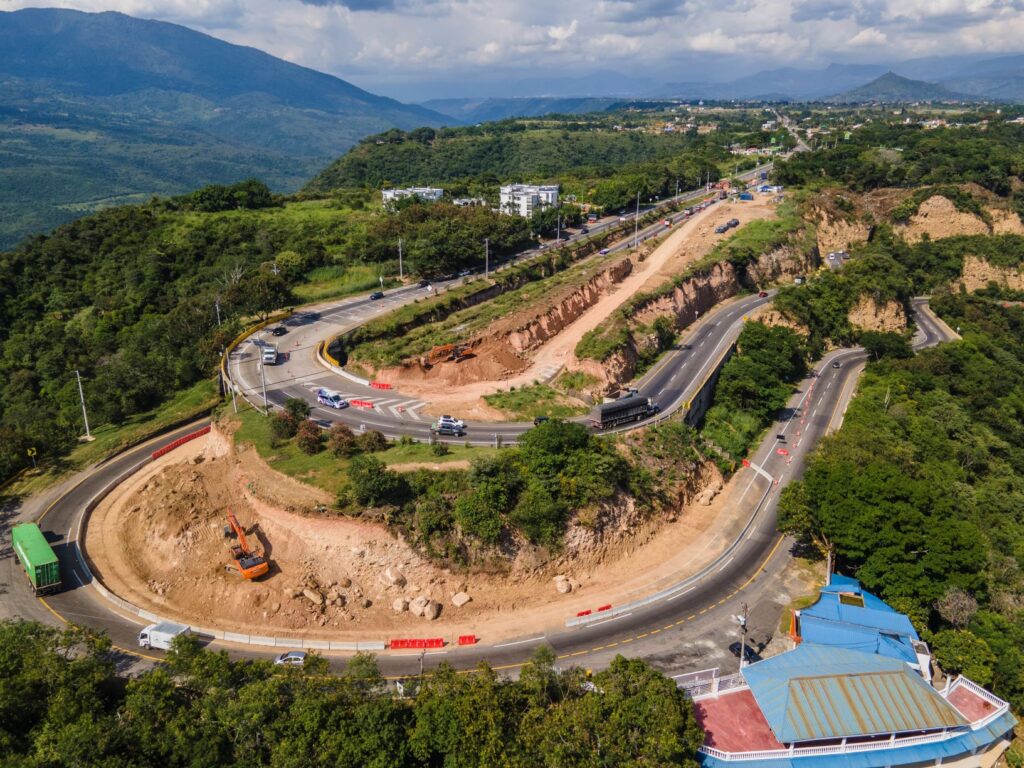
[
  {"left": 702, "top": 322, "right": 807, "bottom": 460},
  {"left": 0, "top": 620, "right": 703, "bottom": 768},
  {"left": 0, "top": 190, "right": 529, "bottom": 481},
  {"left": 305, "top": 113, "right": 775, "bottom": 212},
  {"left": 779, "top": 295, "right": 1024, "bottom": 710},
  {"left": 774, "top": 121, "right": 1024, "bottom": 203}
]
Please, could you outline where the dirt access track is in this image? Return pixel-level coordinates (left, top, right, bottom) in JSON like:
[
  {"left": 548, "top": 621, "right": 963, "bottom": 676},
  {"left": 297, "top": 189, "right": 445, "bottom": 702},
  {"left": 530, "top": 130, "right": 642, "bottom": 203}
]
[
  {"left": 84, "top": 424, "right": 764, "bottom": 644},
  {"left": 379, "top": 197, "right": 779, "bottom": 416}
]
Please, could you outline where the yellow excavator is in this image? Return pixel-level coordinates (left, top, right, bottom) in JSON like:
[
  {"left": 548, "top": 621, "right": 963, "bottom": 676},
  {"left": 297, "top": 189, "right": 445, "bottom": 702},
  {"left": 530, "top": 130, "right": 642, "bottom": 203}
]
[
  {"left": 224, "top": 511, "right": 269, "bottom": 580},
  {"left": 421, "top": 343, "right": 471, "bottom": 368}
]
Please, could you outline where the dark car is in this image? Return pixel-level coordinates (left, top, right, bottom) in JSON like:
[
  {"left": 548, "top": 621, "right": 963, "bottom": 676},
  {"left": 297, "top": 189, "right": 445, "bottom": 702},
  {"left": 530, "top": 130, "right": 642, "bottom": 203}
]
[
  {"left": 580, "top": 227, "right": 589, "bottom": 234},
  {"left": 270, "top": 326, "right": 288, "bottom": 336},
  {"left": 533, "top": 416, "right": 550, "bottom": 426},
  {"left": 831, "top": 361, "right": 842, "bottom": 369},
  {"left": 370, "top": 291, "right": 385, "bottom": 300},
  {"left": 715, "top": 224, "right": 729, "bottom": 234},
  {"left": 418, "top": 279, "right": 430, "bottom": 287},
  {"left": 758, "top": 291, "right": 769, "bottom": 298}
]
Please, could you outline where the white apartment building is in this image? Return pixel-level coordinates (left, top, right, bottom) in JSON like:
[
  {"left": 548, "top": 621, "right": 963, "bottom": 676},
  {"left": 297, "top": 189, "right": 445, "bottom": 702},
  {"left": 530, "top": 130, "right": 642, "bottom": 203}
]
[
  {"left": 499, "top": 184, "right": 559, "bottom": 217},
  {"left": 381, "top": 187, "right": 444, "bottom": 204}
]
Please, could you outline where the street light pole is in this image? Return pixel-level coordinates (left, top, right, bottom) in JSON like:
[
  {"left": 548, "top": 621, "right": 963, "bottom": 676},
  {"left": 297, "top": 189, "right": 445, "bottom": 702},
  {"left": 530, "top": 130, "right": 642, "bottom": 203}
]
[
  {"left": 398, "top": 238, "right": 404, "bottom": 280},
  {"left": 484, "top": 238, "right": 490, "bottom": 278},
  {"left": 258, "top": 338, "right": 270, "bottom": 416},
  {"left": 215, "top": 297, "right": 221, "bottom": 327},
  {"left": 556, "top": 214, "right": 561, "bottom": 244},
  {"left": 74, "top": 369, "right": 92, "bottom": 440}
]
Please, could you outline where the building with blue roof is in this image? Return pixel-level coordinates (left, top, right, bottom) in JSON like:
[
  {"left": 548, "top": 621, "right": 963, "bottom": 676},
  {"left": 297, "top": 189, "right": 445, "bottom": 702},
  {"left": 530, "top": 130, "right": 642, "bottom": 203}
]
[{"left": 689, "top": 576, "right": 1016, "bottom": 768}]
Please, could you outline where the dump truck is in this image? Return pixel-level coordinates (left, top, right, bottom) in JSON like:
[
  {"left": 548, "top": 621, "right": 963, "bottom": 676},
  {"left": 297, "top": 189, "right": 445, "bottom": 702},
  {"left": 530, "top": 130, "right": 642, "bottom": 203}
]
[
  {"left": 224, "top": 511, "right": 269, "bottom": 580},
  {"left": 592, "top": 396, "right": 659, "bottom": 430},
  {"left": 11, "top": 523, "right": 61, "bottom": 595},
  {"left": 138, "top": 621, "right": 190, "bottom": 651}
]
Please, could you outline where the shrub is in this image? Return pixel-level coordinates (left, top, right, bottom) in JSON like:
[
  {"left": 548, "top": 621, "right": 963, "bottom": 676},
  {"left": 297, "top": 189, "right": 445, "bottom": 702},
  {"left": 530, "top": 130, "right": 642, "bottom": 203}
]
[
  {"left": 284, "top": 397, "right": 312, "bottom": 421},
  {"left": 295, "top": 420, "right": 323, "bottom": 455},
  {"left": 348, "top": 454, "right": 408, "bottom": 507},
  {"left": 270, "top": 411, "right": 298, "bottom": 441},
  {"left": 328, "top": 423, "right": 358, "bottom": 457},
  {"left": 431, "top": 441, "right": 450, "bottom": 457},
  {"left": 356, "top": 430, "right": 389, "bottom": 453}
]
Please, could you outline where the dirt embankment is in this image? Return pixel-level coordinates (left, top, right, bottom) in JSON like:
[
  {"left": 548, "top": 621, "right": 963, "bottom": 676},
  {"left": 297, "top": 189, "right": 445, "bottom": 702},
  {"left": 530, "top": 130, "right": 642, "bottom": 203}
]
[
  {"left": 847, "top": 295, "right": 907, "bottom": 333},
  {"left": 581, "top": 243, "right": 816, "bottom": 393},
  {"left": 85, "top": 422, "right": 752, "bottom": 641},
  {"left": 957, "top": 255, "right": 1024, "bottom": 292},
  {"left": 896, "top": 196, "right": 991, "bottom": 243},
  {"left": 815, "top": 210, "right": 872, "bottom": 255}
]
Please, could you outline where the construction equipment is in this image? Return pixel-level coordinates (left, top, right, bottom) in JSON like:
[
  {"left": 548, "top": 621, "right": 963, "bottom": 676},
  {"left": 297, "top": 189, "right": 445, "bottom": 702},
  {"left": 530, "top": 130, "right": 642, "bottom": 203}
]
[
  {"left": 224, "top": 511, "right": 269, "bottom": 580},
  {"left": 422, "top": 343, "right": 471, "bottom": 368}
]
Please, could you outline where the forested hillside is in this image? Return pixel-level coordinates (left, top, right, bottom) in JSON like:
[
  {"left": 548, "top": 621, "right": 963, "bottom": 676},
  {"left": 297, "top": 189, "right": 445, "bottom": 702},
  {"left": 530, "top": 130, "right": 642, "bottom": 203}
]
[
  {"left": 305, "top": 113, "right": 780, "bottom": 210},
  {"left": 780, "top": 294, "right": 1024, "bottom": 711},
  {"left": 0, "top": 8, "right": 449, "bottom": 249},
  {"left": 0, "top": 621, "right": 703, "bottom": 767},
  {"left": 0, "top": 182, "right": 530, "bottom": 480}
]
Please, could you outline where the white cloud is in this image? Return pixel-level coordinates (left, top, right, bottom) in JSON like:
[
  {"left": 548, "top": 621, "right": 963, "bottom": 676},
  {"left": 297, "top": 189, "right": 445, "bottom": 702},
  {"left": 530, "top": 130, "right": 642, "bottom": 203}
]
[{"left": 4, "top": 0, "right": 1024, "bottom": 96}]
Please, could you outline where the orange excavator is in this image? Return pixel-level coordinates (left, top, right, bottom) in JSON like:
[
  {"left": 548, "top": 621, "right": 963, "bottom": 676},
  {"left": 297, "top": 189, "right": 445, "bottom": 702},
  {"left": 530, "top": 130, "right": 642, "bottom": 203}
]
[
  {"left": 421, "top": 343, "right": 471, "bottom": 368},
  {"left": 224, "top": 511, "right": 269, "bottom": 580}
]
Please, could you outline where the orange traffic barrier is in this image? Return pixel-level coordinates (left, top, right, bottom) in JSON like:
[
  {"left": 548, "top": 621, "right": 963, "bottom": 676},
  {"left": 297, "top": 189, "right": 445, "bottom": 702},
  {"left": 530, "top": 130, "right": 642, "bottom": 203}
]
[
  {"left": 151, "top": 426, "right": 211, "bottom": 460},
  {"left": 350, "top": 399, "right": 374, "bottom": 408},
  {"left": 390, "top": 638, "right": 445, "bottom": 650},
  {"left": 370, "top": 381, "right": 392, "bottom": 390},
  {"left": 457, "top": 635, "right": 477, "bottom": 646},
  {"left": 597, "top": 604, "right": 612, "bottom": 612},
  {"left": 576, "top": 609, "right": 592, "bottom": 617}
]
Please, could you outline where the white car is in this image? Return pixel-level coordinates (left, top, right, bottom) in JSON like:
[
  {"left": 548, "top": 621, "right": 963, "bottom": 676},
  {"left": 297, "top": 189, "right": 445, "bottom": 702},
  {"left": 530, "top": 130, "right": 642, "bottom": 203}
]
[
  {"left": 274, "top": 650, "right": 306, "bottom": 667},
  {"left": 438, "top": 415, "right": 465, "bottom": 428},
  {"left": 317, "top": 389, "right": 348, "bottom": 409}
]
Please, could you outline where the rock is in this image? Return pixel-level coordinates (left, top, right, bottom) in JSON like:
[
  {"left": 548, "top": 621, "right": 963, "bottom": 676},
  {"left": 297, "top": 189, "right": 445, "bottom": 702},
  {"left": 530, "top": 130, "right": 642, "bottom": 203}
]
[
  {"left": 424, "top": 601, "right": 442, "bottom": 620},
  {"left": 350, "top": 547, "right": 365, "bottom": 558},
  {"left": 270, "top": 602, "right": 281, "bottom": 614},
  {"left": 384, "top": 567, "right": 407, "bottom": 588},
  {"left": 407, "top": 584, "right": 421, "bottom": 593},
  {"left": 555, "top": 577, "right": 572, "bottom": 594},
  {"left": 286, "top": 587, "right": 302, "bottom": 599},
  {"left": 392, "top": 598, "right": 409, "bottom": 613},
  {"left": 326, "top": 590, "right": 340, "bottom": 602},
  {"left": 360, "top": 598, "right": 372, "bottom": 609},
  {"left": 451, "top": 592, "right": 472, "bottom": 608},
  {"left": 697, "top": 487, "right": 717, "bottom": 506},
  {"left": 409, "top": 595, "right": 430, "bottom": 617},
  {"left": 338, "top": 577, "right": 352, "bottom": 588},
  {"left": 302, "top": 588, "right": 324, "bottom": 607}
]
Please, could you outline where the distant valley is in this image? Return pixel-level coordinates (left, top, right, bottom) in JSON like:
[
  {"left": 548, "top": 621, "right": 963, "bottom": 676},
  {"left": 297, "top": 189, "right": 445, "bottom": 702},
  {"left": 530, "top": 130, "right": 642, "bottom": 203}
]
[{"left": 0, "top": 8, "right": 450, "bottom": 250}]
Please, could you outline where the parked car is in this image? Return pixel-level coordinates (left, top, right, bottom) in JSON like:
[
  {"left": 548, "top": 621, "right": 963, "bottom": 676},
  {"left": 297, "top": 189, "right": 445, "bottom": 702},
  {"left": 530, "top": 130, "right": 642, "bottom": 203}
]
[
  {"left": 369, "top": 291, "right": 385, "bottom": 300},
  {"left": 533, "top": 416, "right": 550, "bottom": 426},
  {"left": 316, "top": 389, "right": 348, "bottom": 409},
  {"left": 274, "top": 651, "right": 307, "bottom": 667},
  {"left": 270, "top": 326, "right": 288, "bottom": 336},
  {"left": 728, "top": 218, "right": 740, "bottom": 228},
  {"left": 457, "top": 269, "right": 472, "bottom": 277},
  {"left": 715, "top": 224, "right": 729, "bottom": 234}
]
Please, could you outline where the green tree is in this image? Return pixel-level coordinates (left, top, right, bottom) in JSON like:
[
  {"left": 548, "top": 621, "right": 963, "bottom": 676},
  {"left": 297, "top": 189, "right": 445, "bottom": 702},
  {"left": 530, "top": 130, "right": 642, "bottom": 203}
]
[
  {"left": 296, "top": 420, "right": 323, "bottom": 455},
  {"left": 931, "top": 630, "right": 997, "bottom": 686},
  {"left": 347, "top": 454, "right": 408, "bottom": 507}
]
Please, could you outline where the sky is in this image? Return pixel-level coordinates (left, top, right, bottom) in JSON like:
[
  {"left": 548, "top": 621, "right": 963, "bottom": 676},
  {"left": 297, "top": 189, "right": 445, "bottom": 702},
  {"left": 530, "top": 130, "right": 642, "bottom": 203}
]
[{"left": 6, "top": 0, "right": 1024, "bottom": 100}]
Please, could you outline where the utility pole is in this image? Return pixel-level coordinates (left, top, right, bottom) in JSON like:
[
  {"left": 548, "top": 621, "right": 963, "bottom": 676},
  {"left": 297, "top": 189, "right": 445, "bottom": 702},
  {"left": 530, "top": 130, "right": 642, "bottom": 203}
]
[
  {"left": 736, "top": 603, "right": 749, "bottom": 673},
  {"left": 398, "top": 238, "right": 404, "bottom": 280},
  {"left": 633, "top": 191, "right": 641, "bottom": 249},
  {"left": 74, "top": 369, "right": 92, "bottom": 440},
  {"left": 258, "top": 339, "right": 270, "bottom": 416},
  {"left": 484, "top": 238, "right": 490, "bottom": 278},
  {"left": 556, "top": 214, "right": 561, "bottom": 243}
]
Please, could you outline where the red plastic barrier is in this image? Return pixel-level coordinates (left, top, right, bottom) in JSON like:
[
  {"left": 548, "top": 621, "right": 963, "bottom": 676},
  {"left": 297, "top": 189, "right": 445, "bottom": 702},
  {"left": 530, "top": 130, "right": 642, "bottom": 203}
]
[
  {"left": 350, "top": 399, "right": 374, "bottom": 408},
  {"left": 597, "top": 604, "right": 612, "bottom": 612},
  {"left": 151, "top": 426, "right": 211, "bottom": 460},
  {"left": 776, "top": 448, "right": 790, "bottom": 456},
  {"left": 457, "top": 635, "right": 477, "bottom": 646},
  {"left": 741, "top": 459, "right": 751, "bottom": 467},
  {"left": 390, "top": 638, "right": 445, "bottom": 650},
  {"left": 370, "top": 381, "right": 392, "bottom": 390},
  {"left": 576, "top": 609, "right": 592, "bottom": 617}
]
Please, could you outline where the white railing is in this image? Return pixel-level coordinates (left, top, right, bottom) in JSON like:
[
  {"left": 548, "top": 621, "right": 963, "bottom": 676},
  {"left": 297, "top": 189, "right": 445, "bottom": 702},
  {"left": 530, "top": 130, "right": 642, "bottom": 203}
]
[
  {"left": 700, "top": 727, "right": 969, "bottom": 762},
  {"left": 686, "top": 674, "right": 748, "bottom": 701},
  {"left": 942, "top": 676, "right": 1011, "bottom": 730}
]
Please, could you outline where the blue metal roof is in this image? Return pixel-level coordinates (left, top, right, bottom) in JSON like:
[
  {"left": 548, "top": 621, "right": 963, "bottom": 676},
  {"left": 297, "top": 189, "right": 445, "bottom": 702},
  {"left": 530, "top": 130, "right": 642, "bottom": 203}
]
[
  {"left": 798, "top": 615, "right": 918, "bottom": 664},
  {"left": 742, "top": 646, "right": 966, "bottom": 743},
  {"left": 698, "top": 710, "right": 1017, "bottom": 768}
]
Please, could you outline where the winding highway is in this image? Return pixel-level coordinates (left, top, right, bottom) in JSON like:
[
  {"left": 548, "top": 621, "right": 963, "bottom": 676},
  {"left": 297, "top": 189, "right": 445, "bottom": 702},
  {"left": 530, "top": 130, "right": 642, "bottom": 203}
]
[{"left": 0, "top": 149, "right": 959, "bottom": 679}]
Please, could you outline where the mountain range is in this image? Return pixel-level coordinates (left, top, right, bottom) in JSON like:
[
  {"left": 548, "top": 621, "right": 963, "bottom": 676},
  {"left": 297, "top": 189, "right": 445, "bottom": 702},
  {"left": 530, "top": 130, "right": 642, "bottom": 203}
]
[
  {"left": 827, "top": 72, "right": 965, "bottom": 104},
  {"left": 0, "top": 8, "right": 450, "bottom": 250}
]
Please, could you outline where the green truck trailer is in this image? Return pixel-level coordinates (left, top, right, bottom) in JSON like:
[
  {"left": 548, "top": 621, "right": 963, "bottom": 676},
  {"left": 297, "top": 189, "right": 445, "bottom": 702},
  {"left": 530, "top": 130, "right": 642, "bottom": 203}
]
[{"left": 11, "top": 523, "right": 61, "bottom": 595}]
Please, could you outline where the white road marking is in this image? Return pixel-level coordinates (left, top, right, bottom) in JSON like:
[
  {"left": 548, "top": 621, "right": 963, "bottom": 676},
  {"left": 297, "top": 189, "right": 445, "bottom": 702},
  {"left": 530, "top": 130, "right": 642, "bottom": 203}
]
[
  {"left": 587, "top": 612, "right": 632, "bottom": 627},
  {"left": 493, "top": 636, "right": 546, "bottom": 648},
  {"left": 717, "top": 556, "right": 735, "bottom": 572},
  {"left": 666, "top": 586, "right": 696, "bottom": 602}
]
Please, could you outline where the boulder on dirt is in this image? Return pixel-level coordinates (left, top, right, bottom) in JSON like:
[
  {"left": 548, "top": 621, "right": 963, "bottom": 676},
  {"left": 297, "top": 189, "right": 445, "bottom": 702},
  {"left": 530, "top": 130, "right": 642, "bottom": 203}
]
[
  {"left": 338, "top": 577, "right": 352, "bottom": 588},
  {"left": 697, "top": 487, "right": 718, "bottom": 506},
  {"left": 554, "top": 576, "right": 572, "bottom": 594},
  {"left": 302, "top": 588, "right": 324, "bottom": 606},
  {"left": 392, "top": 597, "right": 409, "bottom": 613},
  {"left": 384, "top": 567, "right": 407, "bottom": 588},
  {"left": 451, "top": 592, "right": 472, "bottom": 608},
  {"left": 410, "top": 595, "right": 430, "bottom": 617},
  {"left": 424, "top": 601, "right": 442, "bottom": 620},
  {"left": 286, "top": 587, "right": 302, "bottom": 599},
  {"left": 326, "top": 590, "right": 340, "bottom": 602}
]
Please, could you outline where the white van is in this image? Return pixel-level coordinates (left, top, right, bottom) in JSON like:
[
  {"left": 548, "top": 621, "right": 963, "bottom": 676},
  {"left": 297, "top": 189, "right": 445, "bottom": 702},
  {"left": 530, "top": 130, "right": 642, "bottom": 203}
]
[
  {"left": 262, "top": 345, "right": 278, "bottom": 365},
  {"left": 139, "top": 621, "right": 191, "bottom": 651}
]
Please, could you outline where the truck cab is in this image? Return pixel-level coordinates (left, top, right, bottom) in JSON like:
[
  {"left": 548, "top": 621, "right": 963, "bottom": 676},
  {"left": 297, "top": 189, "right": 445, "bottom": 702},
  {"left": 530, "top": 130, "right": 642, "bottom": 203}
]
[{"left": 262, "top": 345, "right": 278, "bottom": 365}]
